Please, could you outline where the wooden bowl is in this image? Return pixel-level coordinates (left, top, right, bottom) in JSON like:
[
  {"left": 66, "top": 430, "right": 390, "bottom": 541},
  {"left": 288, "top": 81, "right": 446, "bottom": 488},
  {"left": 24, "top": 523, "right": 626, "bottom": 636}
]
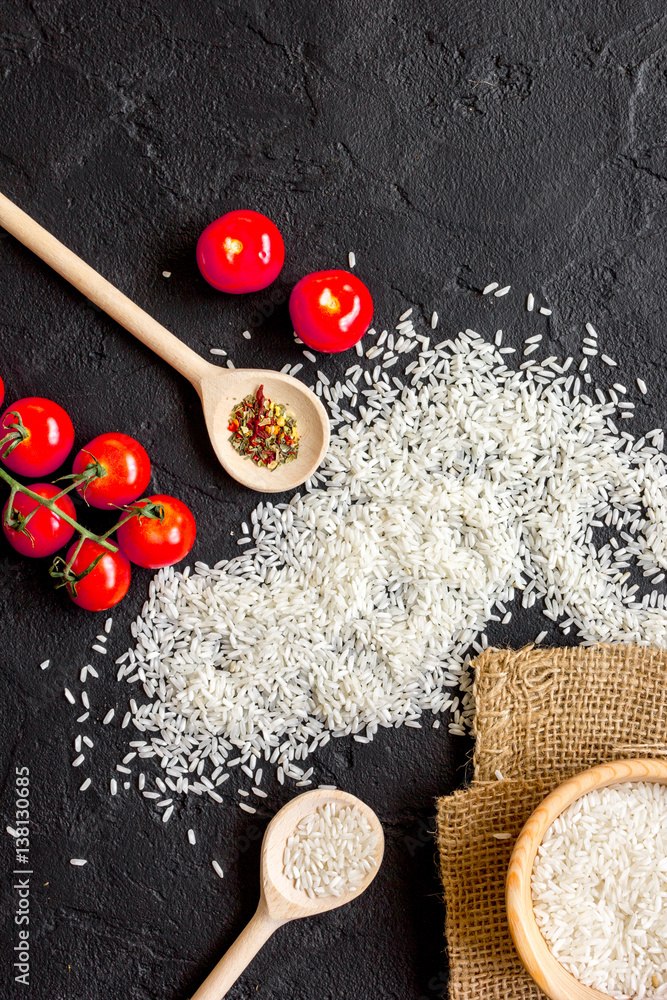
[{"left": 506, "top": 757, "right": 667, "bottom": 1000}]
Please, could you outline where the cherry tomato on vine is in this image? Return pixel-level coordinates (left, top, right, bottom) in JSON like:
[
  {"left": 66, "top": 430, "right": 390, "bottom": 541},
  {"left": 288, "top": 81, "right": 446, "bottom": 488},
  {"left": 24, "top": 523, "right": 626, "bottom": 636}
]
[
  {"left": 2, "top": 483, "right": 76, "bottom": 558},
  {"left": 0, "top": 397, "right": 75, "bottom": 476},
  {"left": 117, "top": 494, "right": 196, "bottom": 568},
  {"left": 196, "top": 210, "right": 284, "bottom": 293},
  {"left": 289, "top": 270, "right": 373, "bottom": 352},
  {"left": 72, "top": 432, "right": 151, "bottom": 510},
  {"left": 64, "top": 539, "right": 131, "bottom": 611}
]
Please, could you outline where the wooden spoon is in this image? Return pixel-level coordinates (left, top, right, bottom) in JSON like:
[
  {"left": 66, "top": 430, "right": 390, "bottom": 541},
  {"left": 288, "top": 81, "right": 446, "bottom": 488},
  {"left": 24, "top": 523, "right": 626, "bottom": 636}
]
[
  {"left": 190, "top": 789, "right": 384, "bottom": 1000},
  {"left": 0, "top": 191, "right": 330, "bottom": 493}
]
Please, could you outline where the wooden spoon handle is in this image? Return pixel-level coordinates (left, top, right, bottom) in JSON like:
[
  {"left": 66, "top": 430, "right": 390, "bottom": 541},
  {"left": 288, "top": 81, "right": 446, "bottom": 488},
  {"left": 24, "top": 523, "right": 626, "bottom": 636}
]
[
  {"left": 190, "top": 906, "right": 284, "bottom": 1000},
  {"left": 0, "top": 190, "right": 211, "bottom": 389}
]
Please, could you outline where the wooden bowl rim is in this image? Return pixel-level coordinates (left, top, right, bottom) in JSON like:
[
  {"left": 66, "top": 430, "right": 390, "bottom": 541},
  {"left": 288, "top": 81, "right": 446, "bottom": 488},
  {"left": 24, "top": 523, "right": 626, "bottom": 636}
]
[{"left": 506, "top": 757, "right": 667, "bottom": 1000}]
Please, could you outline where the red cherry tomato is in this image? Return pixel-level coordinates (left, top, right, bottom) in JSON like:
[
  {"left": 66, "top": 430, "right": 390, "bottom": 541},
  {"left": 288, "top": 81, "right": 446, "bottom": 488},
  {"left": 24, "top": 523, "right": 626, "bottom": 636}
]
[
  {"left": 64, "top": 538, "right": 131, "bottom": 611},
  {"left": 289, "top": 270, "right": 373, "bottom": 353},
  {"left": 2, "top": 483, "right": 76, "bottom": 557},
  {"left": 117, "top": 494, "right": 196, "bottom": 568},
  {"left": 196, "top": 209, "right": 284, "bottom": 293},
  {"left": 0, "top": 376, "right": 4, "bottom": 409},
  {"left": 0, "top": 397, "right": 75, "bottom": 476},
  {"left": 72, "top": 432, "right": 151, "bottom": 510}
]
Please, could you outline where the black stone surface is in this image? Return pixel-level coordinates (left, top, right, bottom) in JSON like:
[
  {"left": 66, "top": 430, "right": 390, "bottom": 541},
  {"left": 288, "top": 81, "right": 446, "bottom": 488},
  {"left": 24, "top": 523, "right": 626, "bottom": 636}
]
[{"left": 2, "top": 2, "right": 667, "bottom": 998}]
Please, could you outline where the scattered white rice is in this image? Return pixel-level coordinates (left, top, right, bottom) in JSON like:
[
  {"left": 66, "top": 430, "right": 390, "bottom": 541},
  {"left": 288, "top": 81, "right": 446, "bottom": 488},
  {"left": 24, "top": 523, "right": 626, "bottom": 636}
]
[
  {"left": 117, "top": 308, "right": 666, "bottom": 795},
  {"left": 494, "top": 285, "right": 511, "bottom": 297},
  {"left": 40, "top": 659, "right": 49, "bottom": 670},
  {"left": 102, "top": 709, "right": 115, "bottom": 725},
  {"left": 532, "top": 782, "right": 667, "bottom": 999},
  {"left": 283, "top": 802, "right": 378, "bottom": 898},
  {"left": 527, "top": 293, "right": 534, "bottom": 312},
  {"left": 188, "top": 828, "right": 196, "bottom": 845},
  {"left": 482, "top": 282, "right": 498, "bottom": 295},
  {"left": 431, "top": 311, "right": 438, "bottom": 329},
  {"left": 210, "top": 348, "right": 227, "bottom": 356},
  {"left": 348, "top": 251, "right": 356, "bottom": 268},
  {"left": 638, "top": 378, "right": 648, "bottom": 395},
  {"left": 79, "top": 778, "right": 91, "bottom": 792},
  {"left": 70, "top": 858, "right": 88, "bottom": 866},
  {"left": 212, "top": 860, "right": 224, "bottom": 879},
  {"left": 242, "top": 330, "right": 251, "bottom": 340}
]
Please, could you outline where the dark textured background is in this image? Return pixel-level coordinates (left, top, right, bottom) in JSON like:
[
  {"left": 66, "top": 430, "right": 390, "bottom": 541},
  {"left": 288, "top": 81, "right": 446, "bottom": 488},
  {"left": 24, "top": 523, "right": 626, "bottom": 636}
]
[{"left": 2, "top": 2, "right": 667, "bottom": 998}]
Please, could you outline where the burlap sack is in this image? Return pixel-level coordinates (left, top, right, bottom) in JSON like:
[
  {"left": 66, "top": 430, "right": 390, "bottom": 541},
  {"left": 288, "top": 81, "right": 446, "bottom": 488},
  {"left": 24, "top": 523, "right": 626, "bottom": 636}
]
[{"left": 436, "top": 644, "right": 667, "bottom": 1000}]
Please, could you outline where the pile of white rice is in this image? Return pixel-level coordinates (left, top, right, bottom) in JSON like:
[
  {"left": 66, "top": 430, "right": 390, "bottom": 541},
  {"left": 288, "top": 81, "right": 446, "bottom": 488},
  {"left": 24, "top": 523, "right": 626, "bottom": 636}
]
[
  {"left": 283, "top": 802, "right": 378, "bottom": 897},
  {"left": 115, "top": 317, "right": 667, "bottom": 791},
  {"left": 532, "top": 781, "right": 667, "bottom": 1000}
]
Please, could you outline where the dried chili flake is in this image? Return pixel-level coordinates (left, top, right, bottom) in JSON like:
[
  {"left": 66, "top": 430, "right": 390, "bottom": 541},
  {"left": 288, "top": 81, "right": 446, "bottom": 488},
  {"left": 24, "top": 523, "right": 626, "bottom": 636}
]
[{"left": 228, "top": 385, "right": 299, "bottom": 470}]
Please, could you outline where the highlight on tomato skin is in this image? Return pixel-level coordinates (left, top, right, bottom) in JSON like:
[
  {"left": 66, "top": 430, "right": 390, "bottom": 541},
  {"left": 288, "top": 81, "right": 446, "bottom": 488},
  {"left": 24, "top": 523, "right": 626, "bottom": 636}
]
[
  {"left": 196, "top": 209, "right": 285, "bottom": 294},
  {"left": 2, "top": 483, "right": 76, "bottom": 558},
  {"left": 117, "top": 494, "right": 196, "bottom": 569},
  {"left": 72, "top": 432, "right": 151, "bottom": 510},
  {"left": 288, "top": 270, "right": 374, "bottom": 353},
  {"left": 64, "top": 538, "right": 132, "bottom": 612},
  {"left": 0, "top": 397, "right": 75, "bottom": 477}
]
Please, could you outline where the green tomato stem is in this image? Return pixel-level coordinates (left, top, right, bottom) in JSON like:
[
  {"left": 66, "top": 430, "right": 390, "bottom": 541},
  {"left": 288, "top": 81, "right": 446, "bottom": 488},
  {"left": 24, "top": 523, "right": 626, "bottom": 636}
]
[
  {"left": 20, "top": 475, "right": 87, "bottom": 530},
  {"left": 0, "top": 465, "right": 118, "bottom": 552}
]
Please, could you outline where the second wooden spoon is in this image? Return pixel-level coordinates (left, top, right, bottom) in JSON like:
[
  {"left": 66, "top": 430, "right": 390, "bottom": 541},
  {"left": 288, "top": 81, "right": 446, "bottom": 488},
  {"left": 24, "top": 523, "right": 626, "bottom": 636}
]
[{"left": 190, "top": 789, "right": 384, "bottom": 1000}]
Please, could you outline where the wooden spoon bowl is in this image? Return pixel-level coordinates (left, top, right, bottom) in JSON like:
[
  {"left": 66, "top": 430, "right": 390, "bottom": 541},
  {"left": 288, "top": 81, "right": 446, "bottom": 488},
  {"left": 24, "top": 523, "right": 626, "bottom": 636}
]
[
  {"left": 506, "top": 757, "right": 667, "bottom": 1000},
  {"left": 199, "top": 366, "right": 329, "bottom": 493},
  {"left": 259, "top": 788, "right": 385, "bottom": 918},
  {"left": 191, "top": 789, "right": 384, "bottom": 1000}
]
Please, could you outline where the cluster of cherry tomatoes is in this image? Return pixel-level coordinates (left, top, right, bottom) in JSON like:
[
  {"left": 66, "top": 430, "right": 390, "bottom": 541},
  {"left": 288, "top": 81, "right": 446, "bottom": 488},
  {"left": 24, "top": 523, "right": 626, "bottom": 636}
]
[
  {"left": 0, "top": 377, "right": 195, "bottom": 612},
  {"left": 196, "top": 209, "right": 374, "bottom": 353}
]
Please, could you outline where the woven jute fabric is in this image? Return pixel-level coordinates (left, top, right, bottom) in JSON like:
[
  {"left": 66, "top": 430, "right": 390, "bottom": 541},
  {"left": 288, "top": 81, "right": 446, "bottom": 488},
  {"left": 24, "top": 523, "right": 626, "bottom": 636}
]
[
  {"left": 473, "top": 644, "right": 667, "bottom": 784},
  {"left": 436, "top": 644, "right": 667, "bottom": 1000}
]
